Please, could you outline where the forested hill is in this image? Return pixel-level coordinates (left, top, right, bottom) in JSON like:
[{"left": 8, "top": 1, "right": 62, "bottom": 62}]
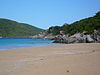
[
  {"left": 47, "top": 11, "right": 100, "bottom": 35},
  {"left": 0, "top": 18, "right": 44, "bottom": 37}
]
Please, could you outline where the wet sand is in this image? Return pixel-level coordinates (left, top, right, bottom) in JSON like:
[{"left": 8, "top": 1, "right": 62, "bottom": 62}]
[{"left": 0, "top": 43, "right": 100, "bottom": 75}]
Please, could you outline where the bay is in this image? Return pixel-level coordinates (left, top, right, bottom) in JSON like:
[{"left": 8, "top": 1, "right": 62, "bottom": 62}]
[{"left": 0, "top": 38, "right": 54, "bottom": 50}]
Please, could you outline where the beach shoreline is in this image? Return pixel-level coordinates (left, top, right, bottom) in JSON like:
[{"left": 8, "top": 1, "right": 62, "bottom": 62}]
[{"left": 0, "top": 43, "right": 100, "bottom": 75}]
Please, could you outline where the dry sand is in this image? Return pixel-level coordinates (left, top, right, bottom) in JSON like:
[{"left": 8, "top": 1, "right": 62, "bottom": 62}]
[{"left": 0, "top": 43, "right": 100, "bottom": 75}]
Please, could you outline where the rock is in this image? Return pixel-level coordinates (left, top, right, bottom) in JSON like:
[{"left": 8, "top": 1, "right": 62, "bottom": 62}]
[
  {"left": 86, "top": 35, "right": 94, "bottom": 43},
  {"left": 52, "top": 30, "right": 100, "bottom": 44}
]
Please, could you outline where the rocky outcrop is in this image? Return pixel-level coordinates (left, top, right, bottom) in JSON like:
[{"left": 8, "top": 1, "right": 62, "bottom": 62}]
[{"left": 53, "top": 30, "right": 100, "bottom": 44}]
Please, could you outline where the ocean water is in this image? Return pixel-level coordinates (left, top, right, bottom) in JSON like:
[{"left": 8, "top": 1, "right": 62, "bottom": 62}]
[{"left": 0, "top": 38, "right": 54, "bottom": 50}]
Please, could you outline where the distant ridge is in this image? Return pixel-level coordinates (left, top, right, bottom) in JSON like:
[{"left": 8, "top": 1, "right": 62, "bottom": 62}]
[
  {"left": 0, "top": 18, "right": 44, "bottom": 38},
  {"left": 47, "top": 11, "right": 100, "bottom": 35}
]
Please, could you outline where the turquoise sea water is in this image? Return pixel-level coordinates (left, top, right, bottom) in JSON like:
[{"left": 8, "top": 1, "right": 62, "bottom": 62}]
[{"left": 0, "top": 38, "right": 54, "bottom": 50}]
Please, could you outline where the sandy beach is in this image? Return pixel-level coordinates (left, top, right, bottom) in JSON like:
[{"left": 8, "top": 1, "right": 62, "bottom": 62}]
[{"left": 0, "top": 43, "right": 100, "bottom": 75}]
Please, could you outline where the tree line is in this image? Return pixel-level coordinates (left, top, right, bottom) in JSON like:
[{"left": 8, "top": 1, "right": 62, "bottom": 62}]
[
  {"left": 47, "top": 11, "right": 100, "bottom": 35},
  {"left": 0, "top": 18, "right": 44, "bottom": 37}
]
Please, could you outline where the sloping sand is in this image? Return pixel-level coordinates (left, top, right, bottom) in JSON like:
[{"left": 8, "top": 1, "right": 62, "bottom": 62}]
[{"left": 0, "top": 43, "right": 100, "bottom": 75}]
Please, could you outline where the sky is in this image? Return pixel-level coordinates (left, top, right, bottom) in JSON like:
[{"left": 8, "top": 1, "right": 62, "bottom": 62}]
[{"left": 0, "top": 0, "right": 100, "bottom": 29}]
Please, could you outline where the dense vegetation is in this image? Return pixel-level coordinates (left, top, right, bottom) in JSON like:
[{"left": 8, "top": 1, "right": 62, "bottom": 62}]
[
  {"left": 0, "top": 18, "right": 44, "bottom": 37},
  {"left": 47, "top": 11, "right": 100, "bottom": 35}
]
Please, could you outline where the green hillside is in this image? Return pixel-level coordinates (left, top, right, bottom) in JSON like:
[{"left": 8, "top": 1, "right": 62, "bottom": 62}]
[
  {"left": 47, "top": 11, "right": 100, "bottom": 35},
  {"left": 0, "top": 18, "right": 44, "bottom": 37}
]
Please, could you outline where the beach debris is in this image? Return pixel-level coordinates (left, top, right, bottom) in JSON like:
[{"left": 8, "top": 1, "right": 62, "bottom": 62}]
[
  {"left": 92, "top": 50, "right": 95, "bottom": 52},
  {"left": 40, "top": 59, "right": 44, "bottom": 60},
  {"left": 66, "top": 70, "right": 70, "bottom": 73}
]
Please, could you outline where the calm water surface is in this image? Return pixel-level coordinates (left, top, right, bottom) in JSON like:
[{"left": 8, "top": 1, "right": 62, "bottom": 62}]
[{"left": 0, "top": 38, "right": 54, "bottom": 50}]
